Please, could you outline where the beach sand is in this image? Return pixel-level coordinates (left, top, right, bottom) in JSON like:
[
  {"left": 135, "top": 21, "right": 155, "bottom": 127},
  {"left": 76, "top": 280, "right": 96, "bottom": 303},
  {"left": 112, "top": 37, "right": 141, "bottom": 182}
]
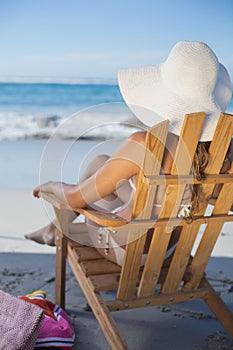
[{"left": 0, "top": 140, "right": 233, "bottom": 349}]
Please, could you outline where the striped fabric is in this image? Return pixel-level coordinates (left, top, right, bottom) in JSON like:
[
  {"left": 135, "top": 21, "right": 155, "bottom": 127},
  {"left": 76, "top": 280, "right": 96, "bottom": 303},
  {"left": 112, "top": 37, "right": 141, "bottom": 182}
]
[{"left": 19, "top": 290, "right": 75, "bottom": 349}]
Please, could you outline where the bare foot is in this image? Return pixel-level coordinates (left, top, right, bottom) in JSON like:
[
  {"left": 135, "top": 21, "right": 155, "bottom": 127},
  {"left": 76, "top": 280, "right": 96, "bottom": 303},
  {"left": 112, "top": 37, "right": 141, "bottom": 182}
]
[{"left": 24, "top": 222, "right": 55, "bottom": 246}]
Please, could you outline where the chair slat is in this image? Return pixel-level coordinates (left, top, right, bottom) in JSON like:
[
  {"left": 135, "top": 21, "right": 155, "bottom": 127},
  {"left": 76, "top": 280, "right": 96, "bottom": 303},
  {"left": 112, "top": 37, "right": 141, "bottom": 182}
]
[
  {"left": 117, "top": 120, "right": 169, "bottom": 299},
  {"left": 81, "top": 259, "right": 121, "bottom": 276},
  {"left": 201, "top": 113, "right": 233, "bottom": 199},
  {"left": 180, "top": 113, "right": 233, "bottom": 290},
  {"left": 183, "top": 164, "right": 233, "bottom": 291},
  {"left": 161, "top": 225, "right": 198, "bottom": 293},
  {"left": 89, "top": 273, "right": 120, "bottom": 291},
  {"left": 138, "top": 113, "right": 206, "bottom": 297},
  {"left": 74, "top": 246, "right": 103, "bottom": 261}
]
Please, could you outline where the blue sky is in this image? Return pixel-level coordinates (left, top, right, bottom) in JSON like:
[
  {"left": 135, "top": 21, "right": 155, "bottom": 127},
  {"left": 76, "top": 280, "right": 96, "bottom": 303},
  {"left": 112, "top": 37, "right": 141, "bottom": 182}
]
[{"left": 0, "top": 0, "right": 233, "bottom": 82}]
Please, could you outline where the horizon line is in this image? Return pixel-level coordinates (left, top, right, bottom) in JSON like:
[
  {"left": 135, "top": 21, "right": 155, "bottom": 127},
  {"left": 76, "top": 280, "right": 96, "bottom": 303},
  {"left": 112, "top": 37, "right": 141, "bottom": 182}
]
[{"left": 0, "top": 75, "right": 117, "bottom": 85}]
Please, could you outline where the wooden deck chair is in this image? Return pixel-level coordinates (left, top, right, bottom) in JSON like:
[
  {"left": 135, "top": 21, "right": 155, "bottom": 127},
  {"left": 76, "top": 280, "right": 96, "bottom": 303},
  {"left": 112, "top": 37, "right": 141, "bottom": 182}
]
[{"left": 41, "top": 112, "right": 233, "bottom": 350}]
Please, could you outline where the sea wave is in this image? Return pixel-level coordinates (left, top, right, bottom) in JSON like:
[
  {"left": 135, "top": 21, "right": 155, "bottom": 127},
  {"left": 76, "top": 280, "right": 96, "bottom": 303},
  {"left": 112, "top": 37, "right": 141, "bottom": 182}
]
[
  {"left": 0, "top": 105, "right": 142, "bottom": 141},
  {"left": 1, "top": 98, "right": 232, "bottom": 141},
  {"left": 0, "top": 111, "right": 61, "bottom": 140}
]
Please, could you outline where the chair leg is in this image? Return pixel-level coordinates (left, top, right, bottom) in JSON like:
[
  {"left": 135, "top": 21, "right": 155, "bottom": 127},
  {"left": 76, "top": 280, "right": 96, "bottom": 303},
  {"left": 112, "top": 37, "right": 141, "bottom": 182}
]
[
  {"left": 91, "top": 292, "right": 130, "bottom": 350},
  {"left": 55, "top": 228, "right": 67, "bottom": 309},
  {"left": 201, "top": 278, "right": 233, "bottom": 339},
  {"left": 53, "top": 207, "right": 70, "bottom": 309},
  {"left": 68, "top": 247, "right": 130, "bottom": 350}
]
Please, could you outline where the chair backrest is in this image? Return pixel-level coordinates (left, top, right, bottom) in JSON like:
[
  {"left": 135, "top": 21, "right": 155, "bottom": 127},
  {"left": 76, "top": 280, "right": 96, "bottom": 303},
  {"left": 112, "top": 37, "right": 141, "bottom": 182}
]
[{"left": 117, "top": 112, "right": 233, "bottom": 300}]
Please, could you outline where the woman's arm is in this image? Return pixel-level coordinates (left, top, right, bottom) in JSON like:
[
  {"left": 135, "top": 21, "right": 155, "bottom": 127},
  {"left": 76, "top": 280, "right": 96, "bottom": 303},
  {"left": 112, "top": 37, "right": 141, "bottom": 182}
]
[{"left": 33, "top": 131, "right": 147, "bottom": 209}]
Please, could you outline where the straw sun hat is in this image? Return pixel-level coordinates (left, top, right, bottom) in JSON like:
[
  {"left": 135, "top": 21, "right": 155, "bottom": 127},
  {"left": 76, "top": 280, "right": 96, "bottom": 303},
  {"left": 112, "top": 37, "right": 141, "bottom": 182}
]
[{"left": 118, "top": 41, "right": 232, "bottom": 141}]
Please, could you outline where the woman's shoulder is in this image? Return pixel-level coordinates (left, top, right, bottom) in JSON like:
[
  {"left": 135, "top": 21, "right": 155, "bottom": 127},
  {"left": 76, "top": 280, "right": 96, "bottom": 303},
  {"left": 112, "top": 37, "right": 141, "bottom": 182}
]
[{"left": 128, "top": 130, "right": 147, "bottom": 143}]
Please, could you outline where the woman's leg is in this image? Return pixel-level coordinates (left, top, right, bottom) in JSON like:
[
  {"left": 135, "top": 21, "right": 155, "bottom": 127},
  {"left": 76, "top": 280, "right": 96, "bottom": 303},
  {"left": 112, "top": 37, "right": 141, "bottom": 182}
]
[{"left": 24, "top": 221, "right": 57, "bottom": 246}]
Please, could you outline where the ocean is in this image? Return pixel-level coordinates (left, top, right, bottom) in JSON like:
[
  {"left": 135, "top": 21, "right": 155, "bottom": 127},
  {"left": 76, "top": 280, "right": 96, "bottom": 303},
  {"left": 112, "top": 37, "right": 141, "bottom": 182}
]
[{"left": 0, "top": 82, "right": 141, "bottom": 140}]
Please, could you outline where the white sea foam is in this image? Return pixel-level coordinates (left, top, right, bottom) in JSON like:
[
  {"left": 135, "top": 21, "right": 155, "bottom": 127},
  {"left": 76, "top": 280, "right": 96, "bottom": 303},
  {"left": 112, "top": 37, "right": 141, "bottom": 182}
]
[
  {"left": 1, "top": 105, "right": 233, "bottom": 141},
  {"left": 0, "top": 104, "right": 142, "bottom": 141},
  {"left": 0, "top": 111, "right": 61, "bottom": 140}
]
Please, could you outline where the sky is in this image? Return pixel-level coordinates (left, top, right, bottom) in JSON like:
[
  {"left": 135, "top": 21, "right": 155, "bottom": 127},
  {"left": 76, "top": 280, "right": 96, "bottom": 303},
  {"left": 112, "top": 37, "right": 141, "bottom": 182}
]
[{"left": 0, "top": 0, "right": 233, "bottom": 82}]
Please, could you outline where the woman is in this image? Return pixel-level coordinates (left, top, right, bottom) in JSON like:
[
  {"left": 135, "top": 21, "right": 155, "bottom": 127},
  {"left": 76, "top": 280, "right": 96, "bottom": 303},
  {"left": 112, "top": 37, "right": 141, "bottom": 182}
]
[{"left": 25, "top": 41, "right": 232, "bottom": 264}]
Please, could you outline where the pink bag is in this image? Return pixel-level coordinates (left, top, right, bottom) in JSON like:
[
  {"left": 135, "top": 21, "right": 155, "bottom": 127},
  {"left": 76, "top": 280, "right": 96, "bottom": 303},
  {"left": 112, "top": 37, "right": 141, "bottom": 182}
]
[{"left": 20, "top": 290, "right": 75, "bottom": 349}]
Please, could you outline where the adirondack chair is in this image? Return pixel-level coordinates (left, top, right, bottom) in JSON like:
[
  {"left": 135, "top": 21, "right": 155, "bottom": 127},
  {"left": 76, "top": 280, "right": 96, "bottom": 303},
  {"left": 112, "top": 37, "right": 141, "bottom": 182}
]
[{"left": 41, "top": 112, "right": 233, "bottom": 350}]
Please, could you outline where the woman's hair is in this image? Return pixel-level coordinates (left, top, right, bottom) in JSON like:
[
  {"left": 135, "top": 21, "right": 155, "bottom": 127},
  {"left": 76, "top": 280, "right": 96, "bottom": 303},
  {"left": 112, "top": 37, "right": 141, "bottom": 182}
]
[
  {"left": 190, "top": 142, "right": 210, "bottom": 214},
  {"left": 191, "top": 140, "right": 232, "bottom": 214}
]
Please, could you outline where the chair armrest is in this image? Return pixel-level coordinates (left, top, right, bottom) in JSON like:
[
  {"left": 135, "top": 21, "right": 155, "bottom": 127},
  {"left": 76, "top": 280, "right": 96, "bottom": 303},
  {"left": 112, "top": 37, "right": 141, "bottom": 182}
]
[
  {"left": 40, "top": 191, "right": 69, "bottom": 209},
  {"left": 40, "top": 191, "right": 127, "bottom": 228}
]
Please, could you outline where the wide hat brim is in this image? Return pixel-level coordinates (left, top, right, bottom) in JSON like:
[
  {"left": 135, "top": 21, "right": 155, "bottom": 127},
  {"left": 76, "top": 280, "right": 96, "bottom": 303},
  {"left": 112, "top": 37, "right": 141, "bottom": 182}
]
[{"left": 118, "top": 41, "right": 232, "bottom": 141}]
